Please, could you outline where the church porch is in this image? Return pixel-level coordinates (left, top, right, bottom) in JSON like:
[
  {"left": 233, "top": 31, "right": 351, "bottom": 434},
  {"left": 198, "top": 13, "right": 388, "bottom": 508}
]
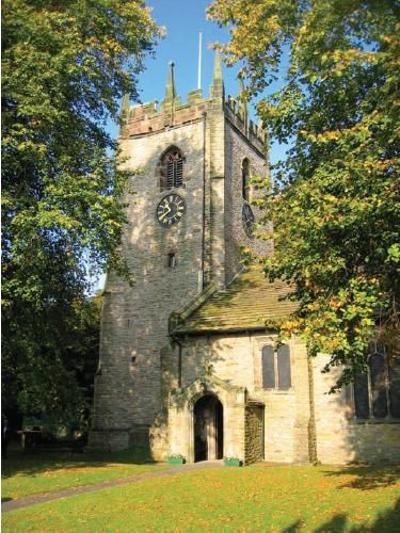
[{"left": 167, "top": 377, "right": 265, "bottom": 465}]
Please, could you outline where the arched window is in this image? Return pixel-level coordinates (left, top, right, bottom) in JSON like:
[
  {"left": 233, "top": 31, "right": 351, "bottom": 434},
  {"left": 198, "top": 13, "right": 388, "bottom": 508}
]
[
  {"left": 262, "top": 345, "right": 275, "bottom": 389},
  {"left": 369, "top": 353, "right": 387, "bottom": 418},
  {"left": 277, "top": 345, "right": 291, "bottom": 390},
  {"left": 262, "top": 344, "right": 291, "bottom": 390},
  {"left": 242, "top": 158, "right": 250, "bottom": 201},
  {"left": 160, "top": 147, "right": 183, "bottom": 190},
  {"left": 354, "top": 343, "right": 400, "bottom": 419},
  {"left": 389, "top": 356, "right": 400, "bottom": 418}
]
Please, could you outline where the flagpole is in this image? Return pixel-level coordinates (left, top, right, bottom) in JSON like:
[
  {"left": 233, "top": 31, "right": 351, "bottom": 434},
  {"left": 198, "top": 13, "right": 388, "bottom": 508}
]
[{"left": 197, "top": 32, "right": 202, "bottom": 90}]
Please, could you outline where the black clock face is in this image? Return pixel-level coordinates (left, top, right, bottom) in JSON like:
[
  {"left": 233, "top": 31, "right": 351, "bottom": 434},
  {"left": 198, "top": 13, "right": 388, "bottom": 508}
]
[
  {"left": 242, "top": 202, "right": 255, "bottom": 238},
  {"left": 157, "top": 194, "right": 185, "bottom": 226}
]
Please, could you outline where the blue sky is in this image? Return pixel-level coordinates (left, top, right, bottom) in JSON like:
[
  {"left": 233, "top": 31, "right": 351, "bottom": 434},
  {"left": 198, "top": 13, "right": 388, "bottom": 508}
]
[
  {"left": 106, "top": 0, "right": 243, "bottom": 139},
  {"left": 138, "top": 0, "right": 242, "bottom": 106},
  {"left": 107, "top": 0, "right": 288, "bottom": 165},
  {"left": 107, "top": 0, "right": 286, "bottom": 161}
]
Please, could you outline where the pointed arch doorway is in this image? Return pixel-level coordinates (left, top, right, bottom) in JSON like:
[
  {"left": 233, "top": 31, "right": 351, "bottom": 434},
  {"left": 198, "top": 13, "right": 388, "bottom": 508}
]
[{"left": 193, "top": 395, "right": 223, "bottom": 462}]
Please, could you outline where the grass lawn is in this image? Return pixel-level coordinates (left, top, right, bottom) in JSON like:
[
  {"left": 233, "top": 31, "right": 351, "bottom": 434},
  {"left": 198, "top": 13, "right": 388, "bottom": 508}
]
[
  {"left": 3, "top": 463, "right": 400, "bottom": 532},
  {"left": 1, "top": 447, "right": 167, "bottom": 500}
]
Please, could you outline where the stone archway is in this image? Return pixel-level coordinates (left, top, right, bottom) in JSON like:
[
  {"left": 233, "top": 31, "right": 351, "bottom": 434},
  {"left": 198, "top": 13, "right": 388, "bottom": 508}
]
[{"left": 193, "top": 395, "right": 223, "bottom": 462}]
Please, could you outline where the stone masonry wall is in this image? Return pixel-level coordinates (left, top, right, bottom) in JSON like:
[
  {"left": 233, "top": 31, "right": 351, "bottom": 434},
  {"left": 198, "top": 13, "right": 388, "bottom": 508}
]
[
  {"left": 90, "top": 84, "right": 271, "bottom": 454},
  {"left": 169, "top": 330, "right": 400, "bottom": 465},
  {"left": 91, "top": 121, "right": 207, "bottom": 447},
  {"left": 224, "top": 121, "right": 272, "bottom": 285},
  {"left": 313, "top": 355, "right": 400, "bottom": 464},
  {"left": 180, "top": 332, "right": 311, "bottom": 464},
  {"left": 245, "top": 405, "right": 264, "bottom": 465}
]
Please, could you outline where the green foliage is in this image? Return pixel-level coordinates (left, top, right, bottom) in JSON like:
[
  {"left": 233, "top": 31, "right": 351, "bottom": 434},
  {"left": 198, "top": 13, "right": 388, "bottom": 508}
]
[
  {"left": 209, "top": 0, "right": 400, "bottom": 387},
  {"left": 1, "top": 1, "right": 159, "bottom": 421},
  {"left": 2, "top": 293, "right": 102, "bottom": 431}
]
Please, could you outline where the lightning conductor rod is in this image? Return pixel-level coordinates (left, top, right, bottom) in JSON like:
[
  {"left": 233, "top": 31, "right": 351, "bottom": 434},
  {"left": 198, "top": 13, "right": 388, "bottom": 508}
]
[{"left": 197, "top": 31, "right": 202, "bottom": 90}]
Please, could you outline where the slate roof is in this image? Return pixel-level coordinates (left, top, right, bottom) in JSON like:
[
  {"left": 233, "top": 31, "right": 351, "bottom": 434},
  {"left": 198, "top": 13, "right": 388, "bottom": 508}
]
[{"left": 173, "top": 267, "right": 298, "bottom": 335}]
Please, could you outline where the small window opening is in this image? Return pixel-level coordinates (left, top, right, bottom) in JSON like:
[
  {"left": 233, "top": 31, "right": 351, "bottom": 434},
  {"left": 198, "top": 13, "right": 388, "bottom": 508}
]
[
  {"left": 168, "top": 253, "right": 177, "bottom": 269},
  {"left": 242, "top": 158, "right": 250, "bottom": 201}
]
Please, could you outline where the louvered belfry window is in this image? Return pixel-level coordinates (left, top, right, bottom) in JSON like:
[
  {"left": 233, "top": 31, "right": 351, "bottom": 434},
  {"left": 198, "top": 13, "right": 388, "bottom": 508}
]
[{"left": 161, "top": 148, "right": 183, "bottom": 190}]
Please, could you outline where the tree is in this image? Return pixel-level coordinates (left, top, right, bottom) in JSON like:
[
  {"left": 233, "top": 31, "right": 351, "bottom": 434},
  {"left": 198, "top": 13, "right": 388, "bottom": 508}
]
[
  {"left": 2, "top": 0, "right": 159, "bottom": 423},
  {"left": 2, "top": 293, "right": 102, "bottom": 433},
  {"left": 209, "top": 0, "right": 400, "bottom": 387}
]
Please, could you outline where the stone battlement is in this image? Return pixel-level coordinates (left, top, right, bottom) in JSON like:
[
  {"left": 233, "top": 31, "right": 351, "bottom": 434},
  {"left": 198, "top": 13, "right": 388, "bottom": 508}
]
[
  {"left": 120, "top": 92, "right": 208, "bottom": 138},
  {"left": 119, "top": 56, "right": 266, "bottom": 153},
  {"left": 224, "top": 96, "right": 266, "bottom": 154}
]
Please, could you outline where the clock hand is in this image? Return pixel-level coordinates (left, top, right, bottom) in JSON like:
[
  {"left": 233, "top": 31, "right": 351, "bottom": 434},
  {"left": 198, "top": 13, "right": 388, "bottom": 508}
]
[{"left": 159, "top": 205, "right": 171, "bottom": 221}]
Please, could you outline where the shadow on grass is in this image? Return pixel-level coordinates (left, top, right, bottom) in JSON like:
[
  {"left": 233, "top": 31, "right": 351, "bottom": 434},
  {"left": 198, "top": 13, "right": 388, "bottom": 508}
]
[
  {"left": 1, "top": 447, "right": 156, "bottom": 480},
  {"left": 323, "top": 464, "right": 400, "bottom": 490},
  {"left": 314, "top": 514, "right": 350, "bottom": 532},
  {"left": 282, "top": 519, "right": 305, "bottom": 532},
  {"left": 320, "top": 497, "right": 399, "bottom": 532},
  {"left": 282, "top": 498, "right": 400, "bottom": 532}
]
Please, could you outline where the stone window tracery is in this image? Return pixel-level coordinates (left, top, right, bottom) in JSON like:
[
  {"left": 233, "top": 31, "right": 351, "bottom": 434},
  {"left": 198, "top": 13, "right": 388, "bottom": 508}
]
[{"left": 354, "top": 342, "right": 400, "bottom": 420}]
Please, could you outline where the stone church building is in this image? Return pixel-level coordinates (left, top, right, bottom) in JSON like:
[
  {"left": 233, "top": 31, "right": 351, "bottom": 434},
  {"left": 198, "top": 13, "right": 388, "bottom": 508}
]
[{"left": 89, "top": 53, "right": 400, "bottom": 465}]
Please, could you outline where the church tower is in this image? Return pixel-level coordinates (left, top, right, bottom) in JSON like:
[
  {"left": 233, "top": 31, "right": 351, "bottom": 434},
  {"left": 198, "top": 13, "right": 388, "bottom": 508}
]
[{"left": 89, "top": 52, "right": 269, "bottom": 456}]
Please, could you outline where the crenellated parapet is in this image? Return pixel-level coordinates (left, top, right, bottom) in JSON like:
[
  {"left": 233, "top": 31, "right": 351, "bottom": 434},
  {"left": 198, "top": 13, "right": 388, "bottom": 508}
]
[
  {"left": 120, "top": 95, "right": 208, "bottom": 139},
  {"left": 120, "top": 101, "right": 197, "bottom": 137},
  {"left": 119, "top": 52, "right": 267, "bottom": 155},
  {"left": 224, "top": 95, "right": 267, "bottom": 154}
]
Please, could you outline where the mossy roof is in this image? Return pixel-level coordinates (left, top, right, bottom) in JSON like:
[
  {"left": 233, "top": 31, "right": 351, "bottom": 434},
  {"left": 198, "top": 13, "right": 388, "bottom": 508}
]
[{"left": 174, "top": 267, "right": 298, "bottom": 335}]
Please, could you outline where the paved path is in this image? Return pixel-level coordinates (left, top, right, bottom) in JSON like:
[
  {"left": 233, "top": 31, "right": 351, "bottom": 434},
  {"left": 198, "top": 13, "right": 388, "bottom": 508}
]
[{"left": 2, "top": 461, "right": 223, "bottom": 513}]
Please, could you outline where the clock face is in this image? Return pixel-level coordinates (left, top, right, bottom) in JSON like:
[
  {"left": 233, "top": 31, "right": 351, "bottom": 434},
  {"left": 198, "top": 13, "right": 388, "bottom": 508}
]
[
  {"left": 242, "top": 202, "right": 255, "bottom": 238},
  {"left": 157, "top": 193, "right": 185, "bottom": 226}
]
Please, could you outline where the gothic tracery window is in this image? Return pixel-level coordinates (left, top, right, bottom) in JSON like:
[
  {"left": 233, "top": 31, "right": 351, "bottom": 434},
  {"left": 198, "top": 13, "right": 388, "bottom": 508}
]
[
  {"left": 160, "top": 147, "right": 183, "bottom": 190},
  {"left": 354, "top": 342, "right": 400, "bottom": 420}
]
